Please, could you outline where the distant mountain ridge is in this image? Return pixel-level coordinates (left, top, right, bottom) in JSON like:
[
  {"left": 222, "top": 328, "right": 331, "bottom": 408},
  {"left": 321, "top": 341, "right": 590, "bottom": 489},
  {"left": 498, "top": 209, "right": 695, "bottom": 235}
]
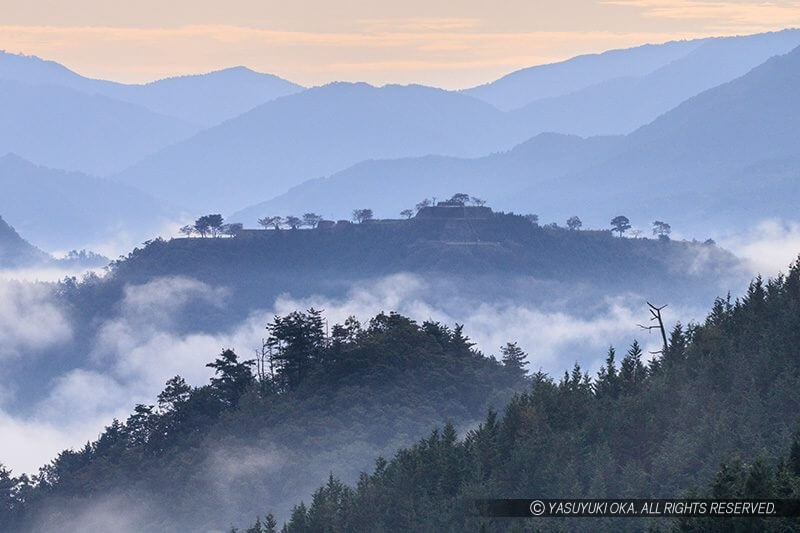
[
  {"left": 512, "top": 29, "right": 800, "bottom": 136},
  {"left": 463, "top": 38, "right": 707, "bottom": 110},
  {"left": 0, "top": 79, "right": 195, "bottom": 175},
  {"left": 0, "top": 154, "right": 170, "bottom": 251},
  {"left": 0, "top": 214, "right": 49, "bottom": 267},
  {"left": 235, "top": 42, "right": 800, "bottom": 236},
  {"left": 0, "top": 51, "right": 303, "bottom": 176},
  {"left": 123, "top": 30, "right": 800, "bottom": 219},
  {"left": 0, "top": 51, "right": 304, "bottom": 128},
  {"left": 464, "top": 29, "right": 800, "bottom": 112},
  {"left": 114, "top": 82, "right": 530, "bottom": 213},
  {"left": 3, "top": 31, "right": 800, "bottom": 250},
  {"left": 229, "top": 133, "right": 625, "bottom": 224}
]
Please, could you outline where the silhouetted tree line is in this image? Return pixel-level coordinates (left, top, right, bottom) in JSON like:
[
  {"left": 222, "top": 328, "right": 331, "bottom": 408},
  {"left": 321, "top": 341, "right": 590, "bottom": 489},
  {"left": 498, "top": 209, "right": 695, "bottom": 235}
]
[
  {"left": 239, "top": 259, "right": 800, "bottom": 532},
  {"left": 0, "top": 311, "right": 525, "bottom": 531},
  {"left": 181, "top": 214, "right": 242, "bottom": 238}
]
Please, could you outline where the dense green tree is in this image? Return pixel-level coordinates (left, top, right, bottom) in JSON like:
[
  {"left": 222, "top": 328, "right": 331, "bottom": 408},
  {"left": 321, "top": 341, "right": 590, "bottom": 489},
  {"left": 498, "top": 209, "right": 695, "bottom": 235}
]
[
  {"left": 619, "top": 340, "right": 647, "bottom": 393},
  {"left": 266, "top": 309, "right": 326, "bottom": 391},
  {"left": 610, "top": 215, "right": 631, "bottom": 237},
  {"left": 302, "top": 213, "right": 323, "bottom": 228},
  {"left": 594, "top": 346, "right": 620, "bottom": 399},
  {"left": 157, "top": 375, "right": 192, "bottom": 411},
  {"left": 450, "top": 193, "right": 470, "bottom": 205},
  {"left": 351, "top": 209, "right": 374, "bottom": 223},
  {"left": 258, "top": 216, "right": 284, "bottom": 230},
  {"left": 524, "top": 213, "right": 539, "bottom": 226},
  {"left": 206, "top": 349, "right": 255, "bottom": 406},
  {"left": 284, "top": 216, "right": 302, "bottom": 230},
  {"left": 195, "top": 214, "right": 225, "bottom": 237},
  {"left": 567, "top": 215, "right": 583, "bottom": 230},
  {"left": 653, "top": 220, "right": 672, "bottom": 239},
  {"left": 500, "top": 342, "right": 529, "bottom": 377}
]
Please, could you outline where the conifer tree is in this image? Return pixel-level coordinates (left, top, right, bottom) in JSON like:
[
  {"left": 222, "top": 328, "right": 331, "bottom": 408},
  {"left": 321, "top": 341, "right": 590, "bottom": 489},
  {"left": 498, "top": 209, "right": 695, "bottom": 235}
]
[
  {"left": 500, "top": 342, "right": 528, "bottom": 377},
  {"left": 264, "top": 514, "right": 278, "bottom": 533},
  {"left": 619, "top": 340, "right": 647, "bottom": 393},
  {"left": 595, "top": 346, "right": 620, "bottom": 399},
  {"left": 206, "top": 349, "right": 255, "bottom": 406}
]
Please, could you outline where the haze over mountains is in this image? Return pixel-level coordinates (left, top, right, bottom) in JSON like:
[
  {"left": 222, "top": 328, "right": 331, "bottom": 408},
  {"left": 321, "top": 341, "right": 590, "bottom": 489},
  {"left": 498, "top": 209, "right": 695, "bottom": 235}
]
[
  {"left": 234, "top": 37, "right": 800, "bottom": 235},
  {"left": 122, "top": 30, "right": 800, "bottom": 217},
  {"left": 0, "top": 214, "right": 48, "bottom": 267},
  {"left": 115, "top": 83, "right": 528, "bottom": 213},
  {"left": 0, "top": 51, "right": 302, "bottom": 175},
  {"left": 1, "top": 29, "right": 799, "bottom": 250},
  {"left": 461, "top": 38, "right": 708, "bottom": 110},
  {"left": 0, "top": 154, "right": 168, "bottom": 251},
  {"left": 511, "top": 29, "right": 800, "bottom": 136},
  {"left": 0, "top": 52, "right": 303, "bottom": 128}
]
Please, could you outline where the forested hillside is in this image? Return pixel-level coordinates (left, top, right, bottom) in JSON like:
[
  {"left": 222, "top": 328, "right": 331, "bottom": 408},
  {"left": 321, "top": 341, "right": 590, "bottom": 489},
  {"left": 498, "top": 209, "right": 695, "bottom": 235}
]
[
  {"left": 0, "top": 311, "right": 526, "bottom": 531},
  {"left": 56, "top": 212, "right": 740, "bottom": 340},
  {"left": 257, "top": 259, "right": 800, "bottom": 532}
]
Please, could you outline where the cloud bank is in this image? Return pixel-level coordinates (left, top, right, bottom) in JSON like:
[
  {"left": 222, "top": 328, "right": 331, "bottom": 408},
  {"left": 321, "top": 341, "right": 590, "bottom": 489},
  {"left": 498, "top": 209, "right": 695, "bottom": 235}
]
[{"left": 0, "top": 273, "right": 704, "bottom": 474}]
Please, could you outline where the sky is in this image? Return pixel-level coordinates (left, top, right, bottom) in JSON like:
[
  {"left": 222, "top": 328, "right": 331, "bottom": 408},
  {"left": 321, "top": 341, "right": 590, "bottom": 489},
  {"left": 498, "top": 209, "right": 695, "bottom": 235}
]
[{"left": 1, "top": 0, "right": 800, "bottom": 88}]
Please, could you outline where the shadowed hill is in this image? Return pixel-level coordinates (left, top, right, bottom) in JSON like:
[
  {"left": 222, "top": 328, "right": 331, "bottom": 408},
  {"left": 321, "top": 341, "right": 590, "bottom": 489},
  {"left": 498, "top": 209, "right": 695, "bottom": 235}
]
[
  {"left": 0, "top": 214, "right": 49, "bottom": 267},
  {"left": 256, "top": 260, "right": 800, "bottom": 533},
  {"left": 0, "top": 154, "right": 170, "bottom": 251}
]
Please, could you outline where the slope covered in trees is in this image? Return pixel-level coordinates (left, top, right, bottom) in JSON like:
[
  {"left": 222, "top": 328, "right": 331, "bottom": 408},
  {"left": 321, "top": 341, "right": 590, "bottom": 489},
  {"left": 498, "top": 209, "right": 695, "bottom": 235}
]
[
  {"left": 58, "top": 211, "right": 740, "bottom": 338},
  {"left": 262, "top": 259, "right": 800, "bottom": 532},
  {"left": 0, "top": 311, "right": 526, "bottom": 531}
]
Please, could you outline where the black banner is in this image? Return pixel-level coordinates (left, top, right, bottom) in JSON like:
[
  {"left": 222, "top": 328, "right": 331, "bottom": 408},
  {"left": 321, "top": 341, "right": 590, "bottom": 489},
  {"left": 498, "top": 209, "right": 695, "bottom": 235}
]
[{"left": 475, "top": 499, "right": 800, "bottom": 518}]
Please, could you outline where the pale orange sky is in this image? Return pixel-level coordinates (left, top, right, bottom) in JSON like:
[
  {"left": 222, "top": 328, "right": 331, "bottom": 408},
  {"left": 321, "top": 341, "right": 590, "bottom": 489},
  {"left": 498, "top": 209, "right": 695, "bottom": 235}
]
[{"left": 1, "top": 0, "right": 799, "bottom": 88}]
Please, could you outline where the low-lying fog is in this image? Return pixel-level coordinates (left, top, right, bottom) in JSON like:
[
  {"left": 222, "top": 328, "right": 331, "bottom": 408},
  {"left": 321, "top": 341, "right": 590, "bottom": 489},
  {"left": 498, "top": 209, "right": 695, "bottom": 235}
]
[{"left": 1, "top": 219, "right": 798, "bottom": 476}]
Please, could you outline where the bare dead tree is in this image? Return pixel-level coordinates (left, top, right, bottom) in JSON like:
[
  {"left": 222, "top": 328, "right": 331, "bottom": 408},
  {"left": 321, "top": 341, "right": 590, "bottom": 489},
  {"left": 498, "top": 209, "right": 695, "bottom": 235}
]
[
  {"left": 254, "top": 338, "right": 277, "bottom": 395},
  {"left": 638, "top": 301, "right": 668, "bottom": 355}
]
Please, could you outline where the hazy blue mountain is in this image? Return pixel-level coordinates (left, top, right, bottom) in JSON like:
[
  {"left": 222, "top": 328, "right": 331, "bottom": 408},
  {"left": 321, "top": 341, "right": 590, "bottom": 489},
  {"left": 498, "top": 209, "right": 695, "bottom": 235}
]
[
  {"left": 0, "top": 214, "right": 49, "bottom": 267},
  {"left": 229, "top": 133, "right": 624, "bottom": 224},
  {"left": 0, "top": 154, "right": 172, "bottom": 251},
  {"left": 463, "top": 39, "right": 705, "bottom": 110},
  {"left": 0, "top": 51, "right": 304, "bottom": 128},
  {"left": 0, "top": 50, "right": 116, "bottom": 93},
  {"left": 463, "top": 30, "right": 799, "bottom": 112},
  {"left": 115, "top": 83, "right": 532, "bottom": 213},
  {"left": 0, "top": 79, "right": 195, "bottom": 175},
  {"left": 102, "top": 67, "right": 304, "bottom": 128},
  {"left": 238, "top": 44, "right": 800, "bottom": 236},
  {"left": 505, "top": 43, "right": 800, "bottom": 229},
  {"left": 513, "top": 29, "right": 800, "bottom": 136}
]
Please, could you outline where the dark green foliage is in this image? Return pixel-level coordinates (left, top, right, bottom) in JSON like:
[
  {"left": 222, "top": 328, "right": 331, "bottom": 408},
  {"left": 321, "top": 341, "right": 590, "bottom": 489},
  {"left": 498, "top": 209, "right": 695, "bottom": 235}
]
[
  {"left": 194, "top": 213, "right": 225, "bottom": 237},
  {"left": 269, "top": 259, "right": 800, "bottom": 532},
  {"left": 677, "top": 435, "right": 800, "bottom": 532},
  {"left": 5, "top": 310, "right": 523, "bottom": 531},
  {"left": 610, "top": 215, "right": 631, "bottom": 236},
  {"left": 206, "top": 348, "right": 256, "bottom": 406},
  {"left": 266, "top": 309, "right": 326, "bottom": 391},
  {"left": 500, "top": 342, "right": 529, "bottom": 378}
]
